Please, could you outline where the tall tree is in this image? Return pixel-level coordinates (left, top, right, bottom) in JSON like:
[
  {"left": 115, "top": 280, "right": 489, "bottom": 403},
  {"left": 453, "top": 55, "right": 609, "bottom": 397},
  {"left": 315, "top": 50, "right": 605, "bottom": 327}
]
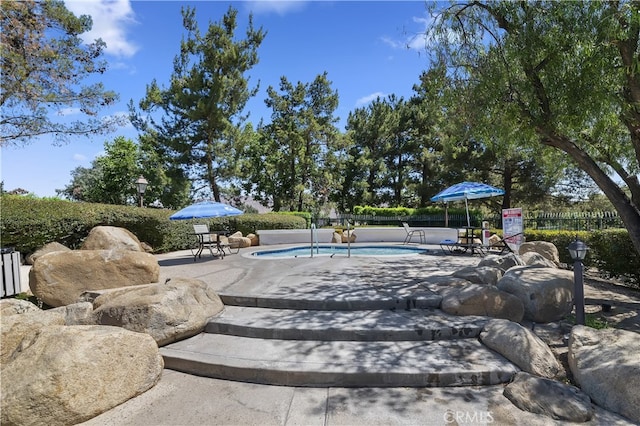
[
  {"left": 245, "top": 73, "right": 339, "bottom": 212},
  {"left": 1, "top": 0, "right": 123, "bottom": 146},
  {"left": 57, "top": 134, "right": 189, "bottom": 209},
  {"left": 405, "top": 64, "right": 456, "bottom": 206},
  {"left": 429, "top": 1, "right": 640, "bottom": 254},
  {"left": 341, "top": 97, "right": 397, "bottom": 209},
  {"left": 58, "top": 137, "right": 139, "bottom": 205},
  {"left": 130, "top": 6, "right": 265, "bottom": 203}
]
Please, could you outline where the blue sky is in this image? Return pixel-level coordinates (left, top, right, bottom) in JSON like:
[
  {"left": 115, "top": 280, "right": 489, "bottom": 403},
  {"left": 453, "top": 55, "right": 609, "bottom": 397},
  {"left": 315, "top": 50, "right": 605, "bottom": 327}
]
[{"left": 1, "top": 0, "right": 436, "bottom": 197}]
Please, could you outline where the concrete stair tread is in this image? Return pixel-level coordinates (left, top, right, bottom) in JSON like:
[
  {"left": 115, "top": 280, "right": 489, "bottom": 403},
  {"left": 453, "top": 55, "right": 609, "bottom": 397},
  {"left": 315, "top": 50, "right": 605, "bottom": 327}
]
[
  {"left": 161, "top": 333, "right": 519, "bottom": 387},
  {"left": 206, "top": 306, "right": 489, "bottom": 341},
  {"left": 218, "top": 290, "right": 442, "bottom": 310}
]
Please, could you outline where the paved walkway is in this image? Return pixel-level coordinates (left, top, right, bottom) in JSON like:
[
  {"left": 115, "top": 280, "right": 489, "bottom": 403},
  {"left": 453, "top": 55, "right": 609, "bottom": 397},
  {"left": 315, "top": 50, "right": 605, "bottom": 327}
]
[{"left": 81, "top": 245, "right": 638, "bottom": 426}]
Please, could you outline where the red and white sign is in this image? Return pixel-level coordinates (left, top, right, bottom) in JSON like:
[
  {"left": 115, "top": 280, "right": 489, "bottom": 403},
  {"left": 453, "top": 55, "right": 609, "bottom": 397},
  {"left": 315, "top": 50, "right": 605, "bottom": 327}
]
[{"left": 502, "top": 208, "right": 524, "bottom": 252}]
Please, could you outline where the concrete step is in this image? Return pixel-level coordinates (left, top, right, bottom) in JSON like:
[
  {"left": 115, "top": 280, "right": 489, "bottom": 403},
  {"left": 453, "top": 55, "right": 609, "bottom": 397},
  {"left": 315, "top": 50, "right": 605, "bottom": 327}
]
[
  {"left": 160, "top": 333, "right": 519, "bottom": 387},
  {"left": 218, "top": 290, "right": 442, "bottom": 310},
  {"left": 205, "top": 306, "right": 489, "bottom": 341}
]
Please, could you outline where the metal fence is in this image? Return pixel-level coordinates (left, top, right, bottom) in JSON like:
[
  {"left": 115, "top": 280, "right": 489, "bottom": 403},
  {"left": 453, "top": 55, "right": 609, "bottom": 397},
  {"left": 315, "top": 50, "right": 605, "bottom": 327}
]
[
  {"left": 483, "top": 211, "right": 624, "bottom": 231},
  {"left": 318, "top": 211, "right": 623, "bottom": 231}
]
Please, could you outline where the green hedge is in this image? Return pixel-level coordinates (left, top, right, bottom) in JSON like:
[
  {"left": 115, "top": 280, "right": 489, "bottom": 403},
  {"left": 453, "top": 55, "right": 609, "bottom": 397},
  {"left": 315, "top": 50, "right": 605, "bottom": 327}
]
[
  {"left": 0, "top": 196, "right": 306, "bottom": 255},
  {"left": 352, "top": 205, "right": 474, "bottom": 216}
]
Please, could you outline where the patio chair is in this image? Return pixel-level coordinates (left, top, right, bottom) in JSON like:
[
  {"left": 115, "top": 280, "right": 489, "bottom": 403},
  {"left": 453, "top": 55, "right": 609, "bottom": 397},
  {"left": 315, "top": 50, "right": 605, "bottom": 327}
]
[
  {"left": 402, "top": 222, "right": 426, "bottom": 244},
  {"left": 192, "top": 224, "right": 227, "bottom": 261},
  {"left": 490, "top": 232, "right": 524, "bottom": 254}
]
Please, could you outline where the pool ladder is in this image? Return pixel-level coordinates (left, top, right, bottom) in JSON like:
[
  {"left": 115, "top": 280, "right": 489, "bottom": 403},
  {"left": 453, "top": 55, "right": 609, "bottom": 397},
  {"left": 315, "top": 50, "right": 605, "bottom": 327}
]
[
  {"left": 310, "top": 224, "right": 319, "bottom": 257},
  {"left": 310, "top": 223, "right": 351, "bottom": 258}
]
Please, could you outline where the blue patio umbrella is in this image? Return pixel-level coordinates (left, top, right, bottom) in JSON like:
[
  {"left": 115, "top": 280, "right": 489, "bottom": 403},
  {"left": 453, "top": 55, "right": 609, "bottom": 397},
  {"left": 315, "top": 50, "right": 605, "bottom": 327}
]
[
  {"left": 430, "top": 182, "right": 505, "bottom": 226},
  {"left": 169, "top": 201, "right": 244, "bottom": 220}
]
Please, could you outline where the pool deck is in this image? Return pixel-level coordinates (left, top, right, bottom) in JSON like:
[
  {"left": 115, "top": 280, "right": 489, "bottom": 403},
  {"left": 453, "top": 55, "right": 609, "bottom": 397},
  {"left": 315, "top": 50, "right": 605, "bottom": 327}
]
[{"left": 81, "top": 243, "right": 635, "bottom": 426}]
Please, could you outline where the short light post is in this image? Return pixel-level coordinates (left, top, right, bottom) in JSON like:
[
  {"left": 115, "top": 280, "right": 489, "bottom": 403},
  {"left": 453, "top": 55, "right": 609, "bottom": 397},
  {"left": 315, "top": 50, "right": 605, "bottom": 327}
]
[
  {"left": 134, "top": 175, "right": 148, "bottom": 208},
  {"left": 567, "top": 237, "right": 589, "bottom": 326}
]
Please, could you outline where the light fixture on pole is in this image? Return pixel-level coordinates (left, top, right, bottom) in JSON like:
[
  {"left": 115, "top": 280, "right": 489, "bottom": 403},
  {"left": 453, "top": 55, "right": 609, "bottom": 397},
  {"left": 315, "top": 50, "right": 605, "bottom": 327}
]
[
  {"left": 567, "top": 237, "right": 589, "bottom": 326},
  {"left": 134, "top": 175, "right": 148, "bottom": 208}
]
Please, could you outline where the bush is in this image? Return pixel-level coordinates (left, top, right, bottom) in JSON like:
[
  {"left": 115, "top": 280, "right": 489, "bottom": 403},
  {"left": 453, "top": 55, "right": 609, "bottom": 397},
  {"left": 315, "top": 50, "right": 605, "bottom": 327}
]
[
  {"left": 496, "top": 228, "right": 639, "bottom": 287},
  {"left": 0, "top": 196, "right": 306, "bottom": 256}
]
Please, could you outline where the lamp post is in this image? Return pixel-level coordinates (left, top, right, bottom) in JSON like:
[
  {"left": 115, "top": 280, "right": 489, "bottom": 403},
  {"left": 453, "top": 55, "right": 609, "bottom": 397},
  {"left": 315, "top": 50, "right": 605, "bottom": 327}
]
[
  {"left": 134, "top": 175, "right": 148, "bottom": 208},
  {"left": 567, "top": 237, "right": 589, "bottom": 326}
]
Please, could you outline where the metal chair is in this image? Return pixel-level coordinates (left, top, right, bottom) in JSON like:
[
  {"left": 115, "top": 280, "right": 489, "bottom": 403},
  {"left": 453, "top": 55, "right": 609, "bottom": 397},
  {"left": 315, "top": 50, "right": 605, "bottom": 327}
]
[
  {"left": 402, "top": 222, "right": 426, "bottom": 244},
  {"left": 490, "top": 232, "right": 524, "bottom": 254},
  {"left": 192, "top": 224, "right": 226, "bottom": 261}
]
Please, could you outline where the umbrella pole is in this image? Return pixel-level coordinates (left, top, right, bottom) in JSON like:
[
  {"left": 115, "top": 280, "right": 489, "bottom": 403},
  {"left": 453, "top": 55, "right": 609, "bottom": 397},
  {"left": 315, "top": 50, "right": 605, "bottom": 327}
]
[
  {"left": 445, "top": 203, "right": 448, "bottom": 227},
  {"left": 465, "top": 198, "right": 470, "bottom": 227}
]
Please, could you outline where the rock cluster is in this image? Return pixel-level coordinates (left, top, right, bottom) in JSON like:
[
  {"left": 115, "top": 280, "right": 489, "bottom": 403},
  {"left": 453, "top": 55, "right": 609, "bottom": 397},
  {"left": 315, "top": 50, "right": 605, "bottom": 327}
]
[
  {"left": 441, "top": 241, "right": 640, "bottom": 423},
  {"left": 1, "top": 226, "right": 224, "bottom": 425}
]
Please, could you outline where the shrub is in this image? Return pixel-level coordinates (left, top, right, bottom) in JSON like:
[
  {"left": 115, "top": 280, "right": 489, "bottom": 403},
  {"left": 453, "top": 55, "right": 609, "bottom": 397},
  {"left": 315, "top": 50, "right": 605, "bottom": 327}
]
[
  {"left": 0, "top": 196, "right": 306, "bottom": 256},
  {"left": 495, "top": 228, "right": 639, "bottom": 287}
]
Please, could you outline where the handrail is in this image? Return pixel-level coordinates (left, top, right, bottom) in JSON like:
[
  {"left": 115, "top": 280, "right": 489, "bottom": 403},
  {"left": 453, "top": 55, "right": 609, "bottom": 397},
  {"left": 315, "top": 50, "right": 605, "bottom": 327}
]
[
  {"left": 310, "top": 223, "right": 319, "bottom": 257},
  {"left": 346, "top": 221, "right": 351, "bottom": 258}
]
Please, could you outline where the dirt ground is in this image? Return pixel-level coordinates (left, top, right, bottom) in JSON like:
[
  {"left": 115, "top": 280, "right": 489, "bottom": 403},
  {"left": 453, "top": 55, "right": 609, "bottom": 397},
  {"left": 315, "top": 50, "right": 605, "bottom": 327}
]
[{"left": 582, "top": 273, "right": 640, "bottom": 333}]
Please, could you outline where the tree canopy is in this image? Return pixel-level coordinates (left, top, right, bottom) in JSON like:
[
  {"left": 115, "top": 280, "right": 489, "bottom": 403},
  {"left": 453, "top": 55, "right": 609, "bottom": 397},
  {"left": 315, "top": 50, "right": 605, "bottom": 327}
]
[
  {"left": 1, "top": 0, "right": 124, "bottom": 146},
  {"left": 427, "top": 0, "right": 640, "bottom": 254},
  {"left": 130, "top": 5, "right": 265, "bottom": 202},
  {"left": 243, "top": 73, "right": 341, "bottom": 212}
]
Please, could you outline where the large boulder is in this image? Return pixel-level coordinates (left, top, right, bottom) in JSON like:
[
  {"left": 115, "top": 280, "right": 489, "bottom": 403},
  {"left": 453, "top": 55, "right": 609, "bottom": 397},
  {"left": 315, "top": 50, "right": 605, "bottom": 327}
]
[
  {"left": 26, "top": 242, "right": 71, "bottom": 265},
  {"left": 478, "top": 253, "right": 526, "bottom": 272},
  {"left": 521, "top": 252, "right": 557, "bottom": 268},
  {"left": 503, "top": 372, "right": 593, "bottom": 422},
  {"left": 246, "top": 233, "right": 259, "bottom": 246},
  {"left": 452, "top": 266, "right": 503, "bottom": 285},
  {"left": 568, "top": 326, "right": 640, "bottom": 423},
  {"left": 1, "top": 302, "right": 96, "bottom": 366},
  {"left": 0, "top": 325, "right": 163, "bottom": 426},
  {"left": 91, "top": 278, "right": 224, "bottom": 346},
  {"left": 519, "top": 241, "right": 560, "bottom": 265},
  {"left": 30, "top": 250, "right": 160, "bottom": 307},
  {"left": 1, "top": 309, "right": 65, "bottom": 365},
  {"left": 441, "top": 284, "right": 525, "bottom": 322},
  {"left": 497, "top": 266, "right": 574, "bottom": 323},
  {"left": 480, "top": 319, "right": 561, "bottom": 378},
  {"left": 81, "top": 225, "right": 145, "bottom": 252},
  {"left": 341, "top": 231, "right": 356, "bottom": 243},
  {"left": 0, "top": 299, "right": 40, "bottom": 316},
  {"left": 227, "top": 231, "right": 252, "bottom": 249},
  {"left": 50, "top": 302, "right": 95, "bottom": 325}
]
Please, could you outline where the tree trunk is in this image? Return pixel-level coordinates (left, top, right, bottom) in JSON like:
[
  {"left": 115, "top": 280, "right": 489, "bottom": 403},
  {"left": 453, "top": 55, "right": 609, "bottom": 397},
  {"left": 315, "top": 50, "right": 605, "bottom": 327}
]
[
  {"left": 540, "top": 130, "right": 640, "bottom": 255},
  {"left": 206, "top": 146, "right": 220, "bottom": 202},
  {"left": 501, "top": 164, "right": 513, "bottom": 211}
]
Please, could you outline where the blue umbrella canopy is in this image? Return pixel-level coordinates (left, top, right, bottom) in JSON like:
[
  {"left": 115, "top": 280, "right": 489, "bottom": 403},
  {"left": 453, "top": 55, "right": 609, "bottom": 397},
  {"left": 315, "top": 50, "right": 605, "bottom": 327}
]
[
  {"left": 169, "top": 201, "right": 244, "bottom": 220},
  {"left": 431, "top": 182, "right": 505, "bottom": 226},
  {"left": 431, "top": 182, "right": 505, "bottom": 202}
]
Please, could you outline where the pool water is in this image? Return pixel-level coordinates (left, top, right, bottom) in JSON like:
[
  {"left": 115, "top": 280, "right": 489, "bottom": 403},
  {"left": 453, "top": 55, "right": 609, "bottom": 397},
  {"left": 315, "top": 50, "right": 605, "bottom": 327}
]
[{"left": 251, "top": 244, "right": 428, "bottom": 258}]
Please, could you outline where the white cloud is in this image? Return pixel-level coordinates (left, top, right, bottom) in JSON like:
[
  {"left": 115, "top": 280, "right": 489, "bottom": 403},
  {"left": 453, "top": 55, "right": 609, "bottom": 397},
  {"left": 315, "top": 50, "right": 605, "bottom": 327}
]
[
  {"left": 356, "top": 92, "right": 385, "bottom": 107},
  {"left": 73, "top": 153, "right": 87, "bottom": 162},
  {"left": 245, "top": 0, "right": 308, "bottom": 16},
  {"left": 65, "top": 0, "right": 138, "bottom": 58}
]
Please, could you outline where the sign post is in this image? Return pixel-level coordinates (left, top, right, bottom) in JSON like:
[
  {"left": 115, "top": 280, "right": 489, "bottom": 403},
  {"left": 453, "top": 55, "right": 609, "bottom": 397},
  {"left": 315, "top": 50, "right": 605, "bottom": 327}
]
[{"left": 502, "top": 208, "right": 524, "bottom": 253}]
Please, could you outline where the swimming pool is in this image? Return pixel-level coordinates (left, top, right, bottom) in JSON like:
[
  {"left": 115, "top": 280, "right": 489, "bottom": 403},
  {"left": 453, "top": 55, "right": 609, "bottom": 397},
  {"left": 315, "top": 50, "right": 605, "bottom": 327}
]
[{"left": 251, "top": 244, "right": 429, "bottom": 258}]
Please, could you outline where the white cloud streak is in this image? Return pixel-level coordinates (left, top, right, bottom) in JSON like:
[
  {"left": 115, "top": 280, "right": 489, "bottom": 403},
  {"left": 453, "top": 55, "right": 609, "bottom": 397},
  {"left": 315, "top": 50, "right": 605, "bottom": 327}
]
[
  {"left": 356, "top": 92, "right": 386, "bottom": 107},
  {"left": 65, "top": 0, "right": 139, "bottom": 58}
]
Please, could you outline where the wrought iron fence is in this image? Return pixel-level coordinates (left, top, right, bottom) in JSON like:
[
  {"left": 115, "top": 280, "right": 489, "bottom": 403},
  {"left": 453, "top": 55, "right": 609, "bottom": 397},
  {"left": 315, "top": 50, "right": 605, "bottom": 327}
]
[
  {"left": 318, "top": 211, "right": 623, "bottom": 231},
  {"left": 482, "top": 211, "right": 623, "bottom": 231}
]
